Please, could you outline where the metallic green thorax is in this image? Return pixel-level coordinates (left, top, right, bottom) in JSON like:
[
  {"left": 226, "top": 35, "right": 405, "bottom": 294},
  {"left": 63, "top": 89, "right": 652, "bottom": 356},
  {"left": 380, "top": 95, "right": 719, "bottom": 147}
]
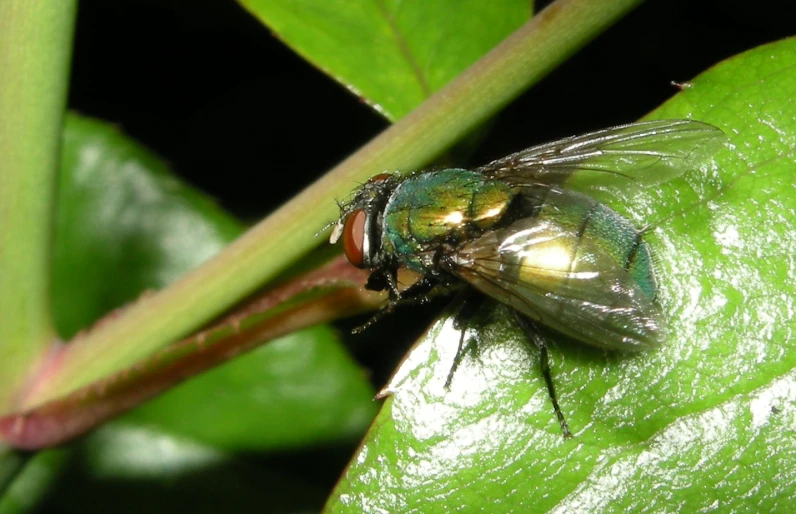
[{"left": 382, "top": 169, "right": 512, "bottom": 272}]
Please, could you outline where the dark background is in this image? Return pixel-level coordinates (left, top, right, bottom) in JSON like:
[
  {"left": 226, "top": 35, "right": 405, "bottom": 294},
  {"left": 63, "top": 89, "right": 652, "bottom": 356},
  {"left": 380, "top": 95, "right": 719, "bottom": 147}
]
[
  {"left": 68, "top": 0, "right": 795, "bottom": 220},
  {"left": 67, "top": 0, "right": 794, "bottom": 383}
]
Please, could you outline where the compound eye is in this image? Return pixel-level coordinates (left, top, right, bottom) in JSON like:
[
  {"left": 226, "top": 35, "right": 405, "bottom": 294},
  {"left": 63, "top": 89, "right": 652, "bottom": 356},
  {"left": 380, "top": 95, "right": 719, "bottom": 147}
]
[
  {"left": 342, "top": 209, "right": 367, "bottom": 268},
  {"left": 368, "top": 173, "right": 392, "bottom": 183}
]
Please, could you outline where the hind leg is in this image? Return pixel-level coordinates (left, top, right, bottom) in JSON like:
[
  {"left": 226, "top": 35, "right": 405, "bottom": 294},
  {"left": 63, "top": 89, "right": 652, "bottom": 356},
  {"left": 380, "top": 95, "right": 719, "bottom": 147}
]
[{"left": 513, "top": 312, "right": 572, "bottom": 438}]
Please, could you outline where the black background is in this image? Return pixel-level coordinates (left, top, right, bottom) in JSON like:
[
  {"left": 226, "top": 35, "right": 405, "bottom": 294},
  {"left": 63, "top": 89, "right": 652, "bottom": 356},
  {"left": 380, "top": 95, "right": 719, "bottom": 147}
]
[
  {"left": 67, "top": 0, "right": 795, "bottom": 385},
  {"left": 69, "top": 0, "right": 795, "bottom": 220}
]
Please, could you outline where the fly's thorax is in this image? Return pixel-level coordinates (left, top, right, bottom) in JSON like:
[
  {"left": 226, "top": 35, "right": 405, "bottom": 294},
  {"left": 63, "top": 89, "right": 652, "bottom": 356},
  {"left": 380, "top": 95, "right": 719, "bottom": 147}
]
[{"left": 380, "top": 168, "right": 512, "bottom": 272}]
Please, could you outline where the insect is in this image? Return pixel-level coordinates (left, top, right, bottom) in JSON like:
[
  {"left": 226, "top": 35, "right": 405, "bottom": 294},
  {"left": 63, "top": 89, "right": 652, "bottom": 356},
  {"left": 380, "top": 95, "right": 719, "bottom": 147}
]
[{"left": 329, "top": 119, "right": 725, "bottom": 437}]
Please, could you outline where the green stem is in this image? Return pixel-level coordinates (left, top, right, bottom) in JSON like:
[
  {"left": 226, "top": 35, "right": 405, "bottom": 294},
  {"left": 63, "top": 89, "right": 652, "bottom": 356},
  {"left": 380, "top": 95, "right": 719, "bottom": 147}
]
[
  {"left": 24, "top": 0, "right": 645, "bottom": 408},
  {"left": 0, "top": 1, "right": 77, "bottom": 409}
]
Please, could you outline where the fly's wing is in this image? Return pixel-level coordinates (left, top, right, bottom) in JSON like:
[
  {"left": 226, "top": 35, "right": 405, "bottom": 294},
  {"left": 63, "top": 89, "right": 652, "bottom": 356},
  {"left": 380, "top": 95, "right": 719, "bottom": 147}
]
[
  {"left": 449, "top": 205, "right": 664, "bottom": 350},
  {"left": 477, "top": 119, "right": 725, "bottom": 192}
]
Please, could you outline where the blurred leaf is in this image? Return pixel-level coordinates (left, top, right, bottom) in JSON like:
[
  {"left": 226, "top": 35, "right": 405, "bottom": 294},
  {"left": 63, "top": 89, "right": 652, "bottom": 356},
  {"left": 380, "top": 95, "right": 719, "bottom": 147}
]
[
  {"left": 0, "top": 426, "right": 329, "bottom": 514},
  {"left": 54, "top": 114, "right": 243, "bottom": 339},
  {"left": 0, "top": 450, "right": 67, "bottom": 514},
  {"left": 123, "top": 325, "right": 377, "bottom": 452},
  {"left": 0, "top": 450, "right": 29, "bottom": 501},
  {"left": 325, "top": 37, "right": 796, "bottom": 513},
  {"left": 238, "top": 0, "right": 531, "bottom": 120}
]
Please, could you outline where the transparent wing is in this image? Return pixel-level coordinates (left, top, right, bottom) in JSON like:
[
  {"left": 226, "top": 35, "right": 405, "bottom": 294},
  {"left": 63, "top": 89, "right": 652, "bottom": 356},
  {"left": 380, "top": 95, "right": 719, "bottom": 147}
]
[
  {"left": 477, "top": 119, "right": 725, "bottom": 191},
  {"left": 449, "top": 207, "right": 664, "bottom": 350}
]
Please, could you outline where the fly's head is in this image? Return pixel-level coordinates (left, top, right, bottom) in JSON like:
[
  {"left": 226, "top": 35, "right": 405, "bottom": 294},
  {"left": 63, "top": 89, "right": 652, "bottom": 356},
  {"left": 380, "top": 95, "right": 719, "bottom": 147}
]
[{"left": 330, "top": 173, "right": 398, "bottom": 270}]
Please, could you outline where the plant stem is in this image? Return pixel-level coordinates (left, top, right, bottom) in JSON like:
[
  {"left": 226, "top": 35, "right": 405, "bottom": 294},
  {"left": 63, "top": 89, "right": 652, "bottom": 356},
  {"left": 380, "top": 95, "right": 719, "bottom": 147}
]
[
  {"left": 24, "top": 0, "right": 645, "bottom": 408},
  {"left": 0, "top": 1, "right": 77, "bottom": 410}
]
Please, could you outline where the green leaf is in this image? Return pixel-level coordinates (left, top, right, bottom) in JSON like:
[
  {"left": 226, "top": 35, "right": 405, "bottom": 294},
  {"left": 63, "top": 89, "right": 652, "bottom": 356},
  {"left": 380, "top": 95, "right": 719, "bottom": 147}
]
[
  {"left": 54, "top": 114, "right": 243, "bottom": 338},
  {"left": 0, "top": 426, "right": 328, "bottom": 514},
  {"left": 325, "top": 38, "right": 796, "bottom": 513},
  {"left": 0, "top": 450, "right": 66, "bottom": 514},
  {"left": 238, "top": 0, "right": 531, "bottom": 120}
]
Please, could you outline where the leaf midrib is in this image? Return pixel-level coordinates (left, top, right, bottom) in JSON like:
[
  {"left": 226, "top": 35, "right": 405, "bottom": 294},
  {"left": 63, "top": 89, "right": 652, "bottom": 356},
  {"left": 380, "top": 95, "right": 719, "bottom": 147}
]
[{"left": 373, "top": 0, "right": 431, "bottom": 99}]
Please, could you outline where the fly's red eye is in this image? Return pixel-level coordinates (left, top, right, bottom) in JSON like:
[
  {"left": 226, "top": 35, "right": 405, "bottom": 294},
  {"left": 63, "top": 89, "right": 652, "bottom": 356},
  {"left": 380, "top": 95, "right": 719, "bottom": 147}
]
[
  {"left": 343, "top": 209, "right": 367, "bottom": 268},
  {"left": 368, "top": 173, "right": 391, "bottom": 183}
]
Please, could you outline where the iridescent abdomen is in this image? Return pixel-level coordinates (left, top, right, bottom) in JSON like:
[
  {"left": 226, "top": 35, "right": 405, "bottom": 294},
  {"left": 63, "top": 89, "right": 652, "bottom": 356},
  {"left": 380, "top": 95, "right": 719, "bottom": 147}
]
[
  {"left": 451, "top": 187, "right": 660, "bottom": 349},
  {"left": 510, "top": 188, "right": 656, "bottom": 302},
  {"left": 540, "top": 191, "right": 656, "bottom": 301},
  {"left": 382, "top": 169, "right": 512, "bottom": 272}
]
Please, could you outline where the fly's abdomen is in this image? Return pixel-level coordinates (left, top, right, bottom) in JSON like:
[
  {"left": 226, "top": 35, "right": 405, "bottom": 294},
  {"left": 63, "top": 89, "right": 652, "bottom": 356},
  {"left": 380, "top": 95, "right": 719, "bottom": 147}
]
[
  {"left": 451, "top": 187, "right": 662, "bottom": 350},
  {"left": 382, "top": 169, "right": 512, "bottom": 270},
  {"left": 520, "top": 188, "right": 655, "bottom": 299}
]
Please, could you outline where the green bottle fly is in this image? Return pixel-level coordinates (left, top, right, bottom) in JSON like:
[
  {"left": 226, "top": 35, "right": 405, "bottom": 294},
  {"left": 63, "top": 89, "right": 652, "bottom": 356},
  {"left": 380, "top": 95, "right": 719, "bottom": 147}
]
[{"left": 330, "top": 119, "right": 724, "bottom": 435}]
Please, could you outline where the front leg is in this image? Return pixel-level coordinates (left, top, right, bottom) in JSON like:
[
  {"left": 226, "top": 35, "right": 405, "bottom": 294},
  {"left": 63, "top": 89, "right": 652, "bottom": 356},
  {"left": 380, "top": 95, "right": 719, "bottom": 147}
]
[
  {"left": 384, "top": 267, "right": 401, "bottom": 300},
  {"left": 366, "top": 262, "right": 438, "bottom": 299},
  {"left": 353, "top": 273, "right": 439, "bottom": 334},
  {"left": 364, "top": 266, "right": 391, "bottom": 294}
]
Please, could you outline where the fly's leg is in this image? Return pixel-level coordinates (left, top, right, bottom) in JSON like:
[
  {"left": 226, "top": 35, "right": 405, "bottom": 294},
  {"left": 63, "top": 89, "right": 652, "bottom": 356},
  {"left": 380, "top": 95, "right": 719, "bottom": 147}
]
[
  {"left": 513, "top": 312, "right": 572, "bottom": 438},
  {"left": 384, "top": 268, "right": 402, "bottom": 300},
  {"left": 352, "top": 275, "right": 438, "bottom": 334},
  {"left": 364, "top": 267, "right": 401, "bottom": 300},
  {"left": 444, "top": 293, "right": 485, "bottom": 389}
]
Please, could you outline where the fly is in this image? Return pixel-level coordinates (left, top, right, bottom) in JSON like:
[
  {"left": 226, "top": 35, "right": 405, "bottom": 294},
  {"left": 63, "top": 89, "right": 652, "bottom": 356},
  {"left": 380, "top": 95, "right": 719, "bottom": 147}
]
[{"left": 329, "top": 119, "right": 725, "bottom": 437}]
